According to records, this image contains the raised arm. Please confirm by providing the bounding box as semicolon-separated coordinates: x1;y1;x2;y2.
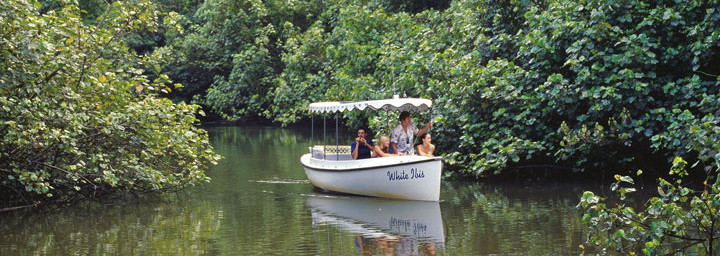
416;121;433;137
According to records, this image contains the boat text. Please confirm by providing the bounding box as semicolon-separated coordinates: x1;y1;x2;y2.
389;217;428;236
387;168;425;181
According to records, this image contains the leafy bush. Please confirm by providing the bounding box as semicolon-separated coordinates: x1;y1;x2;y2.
0;0;219;206
580;157;719;254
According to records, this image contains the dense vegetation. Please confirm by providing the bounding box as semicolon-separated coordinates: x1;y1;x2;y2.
0;0;220;208
2;0;719;253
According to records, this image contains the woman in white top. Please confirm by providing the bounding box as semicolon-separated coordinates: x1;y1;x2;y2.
415;133;435;157
390;111;432;155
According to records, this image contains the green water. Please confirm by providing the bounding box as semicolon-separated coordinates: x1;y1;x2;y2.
0;125;592;255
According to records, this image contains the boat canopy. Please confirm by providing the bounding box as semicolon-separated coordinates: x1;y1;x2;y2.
308;97;432;113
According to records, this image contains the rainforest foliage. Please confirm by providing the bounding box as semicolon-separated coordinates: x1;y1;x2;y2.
2;0;720;253
0;0;220;207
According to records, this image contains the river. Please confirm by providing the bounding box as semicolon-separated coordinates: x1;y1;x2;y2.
0;125;594;255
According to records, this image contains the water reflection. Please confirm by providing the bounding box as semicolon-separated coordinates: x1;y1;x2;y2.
0;198;222;255
439;181;589;255
308;195;444;255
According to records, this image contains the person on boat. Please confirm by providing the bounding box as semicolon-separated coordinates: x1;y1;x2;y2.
415;133;435;157
351;128;375;159
391;111;432;155
372;135;404;157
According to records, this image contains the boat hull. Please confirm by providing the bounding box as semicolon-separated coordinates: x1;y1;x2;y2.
300;154;442;201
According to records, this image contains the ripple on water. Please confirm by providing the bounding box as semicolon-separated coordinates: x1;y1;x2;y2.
249;179;311;184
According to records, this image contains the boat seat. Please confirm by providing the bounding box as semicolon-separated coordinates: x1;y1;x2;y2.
310;145;353;160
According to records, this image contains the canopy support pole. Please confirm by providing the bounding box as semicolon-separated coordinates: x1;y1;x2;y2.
311;114;314;158
323;115;326;160
386;108;391;153
335;112;339;160
386;109;390;133
429;108;433;133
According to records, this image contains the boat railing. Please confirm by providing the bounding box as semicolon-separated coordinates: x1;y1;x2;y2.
310;145;353;161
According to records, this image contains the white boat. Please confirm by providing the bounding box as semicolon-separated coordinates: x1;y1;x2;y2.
300;97;443;201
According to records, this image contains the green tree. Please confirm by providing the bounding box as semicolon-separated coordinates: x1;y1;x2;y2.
0;0;219;207
153;0;325;120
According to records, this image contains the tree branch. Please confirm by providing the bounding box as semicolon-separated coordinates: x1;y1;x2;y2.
31;160;98;192
0;204;36;212
664;240;704;256
622;212;706;242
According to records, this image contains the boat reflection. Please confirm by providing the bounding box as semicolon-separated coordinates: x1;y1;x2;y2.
307;195;444;255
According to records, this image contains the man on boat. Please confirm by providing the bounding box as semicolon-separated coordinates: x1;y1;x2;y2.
391;111;432;155
351;128;375;159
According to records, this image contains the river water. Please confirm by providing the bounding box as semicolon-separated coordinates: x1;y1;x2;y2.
0;125;594;255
